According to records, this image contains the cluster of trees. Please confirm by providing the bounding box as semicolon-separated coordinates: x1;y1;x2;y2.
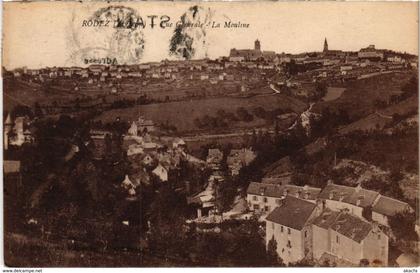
375;75;418;109
148;217;278;266
193;107;253;130
390;75;419;104
193;106;295;130
310;107;351;138
389;210;418;242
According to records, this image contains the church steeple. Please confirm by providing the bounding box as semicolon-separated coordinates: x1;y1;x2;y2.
323;38;328;52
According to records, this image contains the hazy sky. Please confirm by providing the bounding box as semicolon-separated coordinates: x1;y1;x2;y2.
3;1;418;69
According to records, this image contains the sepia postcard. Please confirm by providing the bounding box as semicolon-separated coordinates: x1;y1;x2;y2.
1;1;419;269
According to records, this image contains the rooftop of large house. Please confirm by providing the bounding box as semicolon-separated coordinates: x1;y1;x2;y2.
372;195;412;217
312;210;374;243
318;182;411;216
247;182;321;200
319;183;379;208
266;196;317;230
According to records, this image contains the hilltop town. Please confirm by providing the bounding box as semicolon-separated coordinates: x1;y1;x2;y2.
3;38;419;267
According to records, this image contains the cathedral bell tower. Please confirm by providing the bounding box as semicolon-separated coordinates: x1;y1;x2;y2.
254;39;261;51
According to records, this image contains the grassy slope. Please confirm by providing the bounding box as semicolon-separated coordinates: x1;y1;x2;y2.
264;72;418;178
312;71;414;119
339;95;418;134
95;94;308;133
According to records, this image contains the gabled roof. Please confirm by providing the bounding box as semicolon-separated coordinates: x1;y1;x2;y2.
312;210;341;230
346;187;379;208
330;213;373;243
372;195;411;217
319;183;410;214
247;182;284;198
266;196;317;230
247;182;321;200
284;184;322;200
313;210;373;243
318;183;356;203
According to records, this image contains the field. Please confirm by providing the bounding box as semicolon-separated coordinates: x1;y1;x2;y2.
95;94;308;133
339;95;418;134
312;71;414;120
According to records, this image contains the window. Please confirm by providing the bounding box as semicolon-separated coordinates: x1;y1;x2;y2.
336;235;339;244
304;230;308;238
253;204;260;210
281;226;284;233
265;206;269;212
271;223;275;230
287;228;291;235
263;197;268;203
377;234;381;240
287;240;292;248
252;196;257;201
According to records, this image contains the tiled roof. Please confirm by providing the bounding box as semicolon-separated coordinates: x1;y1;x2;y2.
284;184;322;200
318;183;355;202
247;182;321;200
330;213;373;243
372;195;411;217
266;196;316;230
319;183;411;215
345;187;379;208
312;210;341;230
247;182;284;198
313;210;373;243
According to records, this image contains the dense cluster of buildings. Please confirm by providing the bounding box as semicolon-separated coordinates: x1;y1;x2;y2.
246;179;413;265
188;147;257;219
6;38;417;101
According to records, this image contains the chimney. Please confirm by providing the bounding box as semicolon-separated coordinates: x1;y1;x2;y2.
327;180;333;186
356;195;364;206
279;196;285;206
339;193;345;202
316;199;324;211
260;187;266;196
372;221;379;232
329;190;335;200
185;181;191;194
283;189;289;196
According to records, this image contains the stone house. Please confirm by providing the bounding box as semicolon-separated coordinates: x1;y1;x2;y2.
247;182;321;214
318;182;412;227
265;196;321;264
312;209;388;266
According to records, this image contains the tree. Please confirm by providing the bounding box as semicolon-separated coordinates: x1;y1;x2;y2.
236;107;254;122
33;102;44;118
389;210;418;241
266;235;283;266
